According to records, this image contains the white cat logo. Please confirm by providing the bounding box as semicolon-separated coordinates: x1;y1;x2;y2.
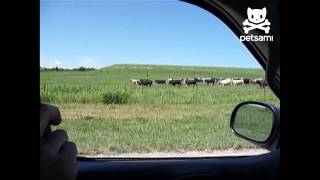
243;7;270;34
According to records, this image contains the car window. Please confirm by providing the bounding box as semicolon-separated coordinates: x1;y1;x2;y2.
40;0;280;158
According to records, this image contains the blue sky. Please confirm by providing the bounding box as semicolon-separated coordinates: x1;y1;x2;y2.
40;0;261;69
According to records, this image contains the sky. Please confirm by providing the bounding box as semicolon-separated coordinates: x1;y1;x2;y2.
40;0;261;69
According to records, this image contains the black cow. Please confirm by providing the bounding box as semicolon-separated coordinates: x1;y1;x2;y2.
194;78;203;82
155;80;166;84
243;78;250;84
169;80;182;86
185;79;197;86
138;79;152;86
205;78;216;85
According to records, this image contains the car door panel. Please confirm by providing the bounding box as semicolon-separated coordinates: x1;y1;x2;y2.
77;150;279;180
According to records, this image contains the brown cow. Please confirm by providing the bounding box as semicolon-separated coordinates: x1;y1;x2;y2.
256;79;268;88
169;79;182;86
138;79;152;86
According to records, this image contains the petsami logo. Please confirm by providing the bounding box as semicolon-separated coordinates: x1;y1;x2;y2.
240;7;273;42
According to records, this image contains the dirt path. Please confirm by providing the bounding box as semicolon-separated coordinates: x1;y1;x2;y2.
80;148;269;158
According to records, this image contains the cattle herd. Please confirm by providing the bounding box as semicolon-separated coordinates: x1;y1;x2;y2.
131;77;268;88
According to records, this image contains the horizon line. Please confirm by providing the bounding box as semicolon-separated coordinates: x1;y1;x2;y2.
40;63;262;70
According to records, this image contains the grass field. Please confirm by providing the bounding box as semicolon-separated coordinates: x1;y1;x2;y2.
40;64;280;155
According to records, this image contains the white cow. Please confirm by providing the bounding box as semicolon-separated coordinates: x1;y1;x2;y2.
219;78;232;86
232;79;244;86
131;79;140;85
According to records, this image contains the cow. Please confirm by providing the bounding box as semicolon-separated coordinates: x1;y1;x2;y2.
211;78;217;85
215;78;224;85
202;78;209;83
184;79;197;86
250;78;263;85
169;79;182;86
243;78;250;84
194;78;203;83
232;79;244;86
169;77;184;81
138;79;152;86
175;77;184;83
131;79;140;85
219;78;232;86
204;78;216;85
155;80;166;84
256;79;268;88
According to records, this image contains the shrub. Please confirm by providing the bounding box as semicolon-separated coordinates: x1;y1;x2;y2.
102;90;130;104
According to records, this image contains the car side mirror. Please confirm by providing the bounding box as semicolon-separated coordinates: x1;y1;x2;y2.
230;101;280;150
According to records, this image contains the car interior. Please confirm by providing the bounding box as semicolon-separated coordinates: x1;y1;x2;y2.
52;0;281;179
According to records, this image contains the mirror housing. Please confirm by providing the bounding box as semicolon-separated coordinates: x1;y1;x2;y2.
230;101;280;150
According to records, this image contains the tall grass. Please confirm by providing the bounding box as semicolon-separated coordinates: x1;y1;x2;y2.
41;83;278;106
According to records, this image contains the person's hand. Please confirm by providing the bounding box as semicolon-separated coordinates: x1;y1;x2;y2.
40;103;78;180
